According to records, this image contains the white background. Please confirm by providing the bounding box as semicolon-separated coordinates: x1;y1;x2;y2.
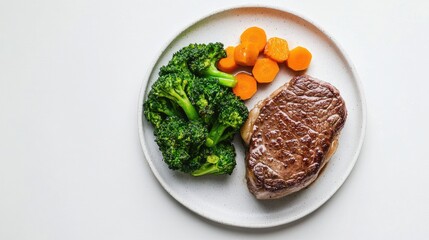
1;0;428;239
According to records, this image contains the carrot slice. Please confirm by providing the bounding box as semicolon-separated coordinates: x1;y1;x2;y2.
217;46;237;73
264;37;289;63
240;26;267;52
252;58;280;83
287;46;312;71
232;72;257;100
234;42;259;67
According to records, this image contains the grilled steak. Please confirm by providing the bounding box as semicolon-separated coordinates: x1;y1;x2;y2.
241;75;347;199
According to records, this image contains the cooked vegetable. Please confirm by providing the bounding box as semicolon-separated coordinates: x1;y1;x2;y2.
206;92;248;147
186;42;237;88
252;58;280;83
150;72;199;120
217;46;237;73
264;37;289;63
154;116;208;173
192;143;236;176
159;47;192;77
240;26;267;52
187;77;229;124
232;72;257;100
143;92;182;128
160;42;237;88
143;42;250;177
234;42;259;67
287;46;312;71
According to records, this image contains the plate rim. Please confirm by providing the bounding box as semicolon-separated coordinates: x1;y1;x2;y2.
137;4;367;228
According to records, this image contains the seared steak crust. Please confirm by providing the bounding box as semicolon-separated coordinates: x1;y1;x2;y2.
244;75;347;199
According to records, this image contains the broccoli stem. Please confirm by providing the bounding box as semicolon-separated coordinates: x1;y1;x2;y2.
165;89;199;120
205;64;237;88
191;155;220;176
206;121;228;147
218;131;235;142
158;108;176;117
176;97;199;120
191;164;218;176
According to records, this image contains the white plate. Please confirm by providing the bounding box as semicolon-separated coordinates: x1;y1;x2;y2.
138;5;366;228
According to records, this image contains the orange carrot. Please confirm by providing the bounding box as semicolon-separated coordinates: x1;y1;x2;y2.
234;42;259;67
240;26;267;52
287;46;312;71
232;72;257;100
264;37;289;63
252;58;280;83
217;46;237;73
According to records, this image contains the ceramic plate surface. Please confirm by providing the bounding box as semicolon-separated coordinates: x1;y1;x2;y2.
138;5;366;228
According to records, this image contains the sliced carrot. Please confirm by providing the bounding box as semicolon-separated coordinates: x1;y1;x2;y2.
264;37;289;63
232;72;257;100
252;58;280;83
234;42;259;67
287;46;312;71
240;26;267;52
217;46;237;73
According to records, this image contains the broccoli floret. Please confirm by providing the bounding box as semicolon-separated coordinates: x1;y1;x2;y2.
191;143;236;176
206;92;249;147
186;77;229;124
185;42;237;88
150;72;199;120
155;116;208;173
159;42;237;88
143;92;182;128
159;48;192;77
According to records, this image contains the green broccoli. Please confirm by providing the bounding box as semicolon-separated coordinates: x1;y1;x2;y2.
159;42;237;88
205;92;249;147
186;77;229;124
185;42;237;88
159;47;192;77
150;72;199;120
154;116;208;173
142;42;251;177
191;143;236;176
143;92;182;128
